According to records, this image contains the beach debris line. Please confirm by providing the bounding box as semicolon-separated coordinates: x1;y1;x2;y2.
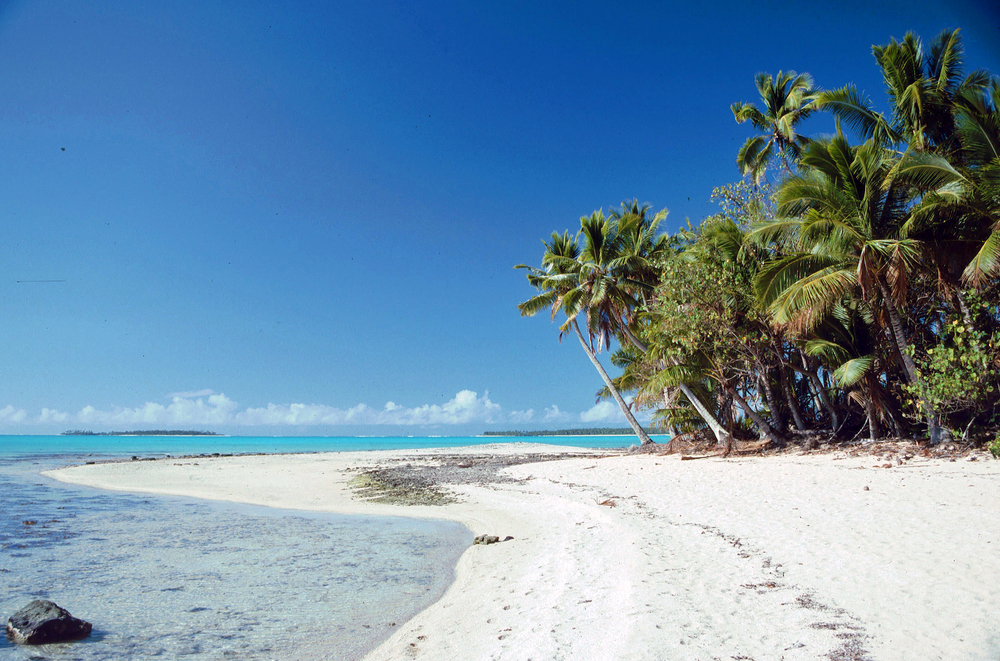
6;600;92;645
347;451;615;506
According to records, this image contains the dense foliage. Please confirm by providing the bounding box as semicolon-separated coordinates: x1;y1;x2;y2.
519;29;1000;447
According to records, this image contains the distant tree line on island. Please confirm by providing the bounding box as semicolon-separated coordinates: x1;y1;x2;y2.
484;428;646;436
61;430;221;436
518;29;1000;451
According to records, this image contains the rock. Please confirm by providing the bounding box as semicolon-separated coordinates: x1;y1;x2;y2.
6;600;92;645
473;534;500;545
968;455;978;462
863;486;869;491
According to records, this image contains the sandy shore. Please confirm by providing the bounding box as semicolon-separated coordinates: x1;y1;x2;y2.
48;443;1000;660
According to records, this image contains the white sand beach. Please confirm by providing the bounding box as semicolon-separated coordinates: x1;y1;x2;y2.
48;444;1000;660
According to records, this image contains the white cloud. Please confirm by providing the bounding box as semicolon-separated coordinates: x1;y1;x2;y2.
38;408;69;424
579;401;623;423
543;405;570;422
507;409;534;423
233;402;372;426
77;393;238;427
377;390;501;425
3;389;608;430
0;405;28;423
56;389;502;428
168;388;216;399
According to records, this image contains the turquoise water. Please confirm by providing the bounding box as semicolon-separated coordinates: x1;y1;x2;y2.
0;435;647;660
0;433;647;456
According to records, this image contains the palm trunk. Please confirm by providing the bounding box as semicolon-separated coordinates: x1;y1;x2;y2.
801;353;839;432
761;372;786;432
725;383;784;445
620;325;728;446
661;388;679;438
678;381;729;446
778;366;807;431
863;377;881;442
876;280;944;445
572;320;653;445
768;338;805;431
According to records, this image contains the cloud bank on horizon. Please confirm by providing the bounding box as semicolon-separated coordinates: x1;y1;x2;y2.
0;390;638;429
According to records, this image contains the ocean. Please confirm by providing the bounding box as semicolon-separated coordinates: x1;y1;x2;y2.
0;434;642;660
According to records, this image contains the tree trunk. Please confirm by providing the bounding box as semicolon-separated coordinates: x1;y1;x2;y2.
620;325;728;446
572;320;653;445
863;376;881;442
778;366;807;431
677;382;729;447
801;353;839;432
725;383;784;445
800;352;823;416
761;372;787;432
864;396;881;442
661;388;679;438
876;280;944;445
768;338;805;431
955;289;975;328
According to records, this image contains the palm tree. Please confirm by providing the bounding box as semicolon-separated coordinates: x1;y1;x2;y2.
955;79;1000;287
732;71;818;182
753;128;946;443
517;228;654;445
817;29;990;153
599;206;735;446
899;77;1000;289
609;199;672;302
805;303;900;441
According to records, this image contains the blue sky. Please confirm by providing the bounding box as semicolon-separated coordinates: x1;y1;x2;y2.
0;0;996;435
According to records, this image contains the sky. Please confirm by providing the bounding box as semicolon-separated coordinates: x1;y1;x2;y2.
0;0;997;435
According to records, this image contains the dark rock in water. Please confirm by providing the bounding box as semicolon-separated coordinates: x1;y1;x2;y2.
6;600;92;645
473;534;500;545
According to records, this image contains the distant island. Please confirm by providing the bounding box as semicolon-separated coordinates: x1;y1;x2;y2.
61;430;222;436
483;428;649;437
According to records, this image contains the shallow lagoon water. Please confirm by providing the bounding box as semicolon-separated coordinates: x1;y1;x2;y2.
0;435;645;660
0;453;468;661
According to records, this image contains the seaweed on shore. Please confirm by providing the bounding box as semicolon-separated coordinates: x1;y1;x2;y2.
348;470;458;506
347;451;615;506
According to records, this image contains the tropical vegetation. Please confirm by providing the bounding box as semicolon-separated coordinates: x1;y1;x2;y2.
518;28;1000;449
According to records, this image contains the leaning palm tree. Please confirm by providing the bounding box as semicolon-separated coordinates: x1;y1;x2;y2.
516;228;654;445
732;71;819;182
609;199;672;302
598;206;734;445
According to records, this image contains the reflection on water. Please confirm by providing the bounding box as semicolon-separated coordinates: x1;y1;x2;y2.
0;455;468;661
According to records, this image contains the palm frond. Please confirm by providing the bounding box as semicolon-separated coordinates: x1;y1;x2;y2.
962;229;1000;288
754;252;845;310
815;86;900;144
833;356;875;387
891;150;967;191
804;339;851;365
